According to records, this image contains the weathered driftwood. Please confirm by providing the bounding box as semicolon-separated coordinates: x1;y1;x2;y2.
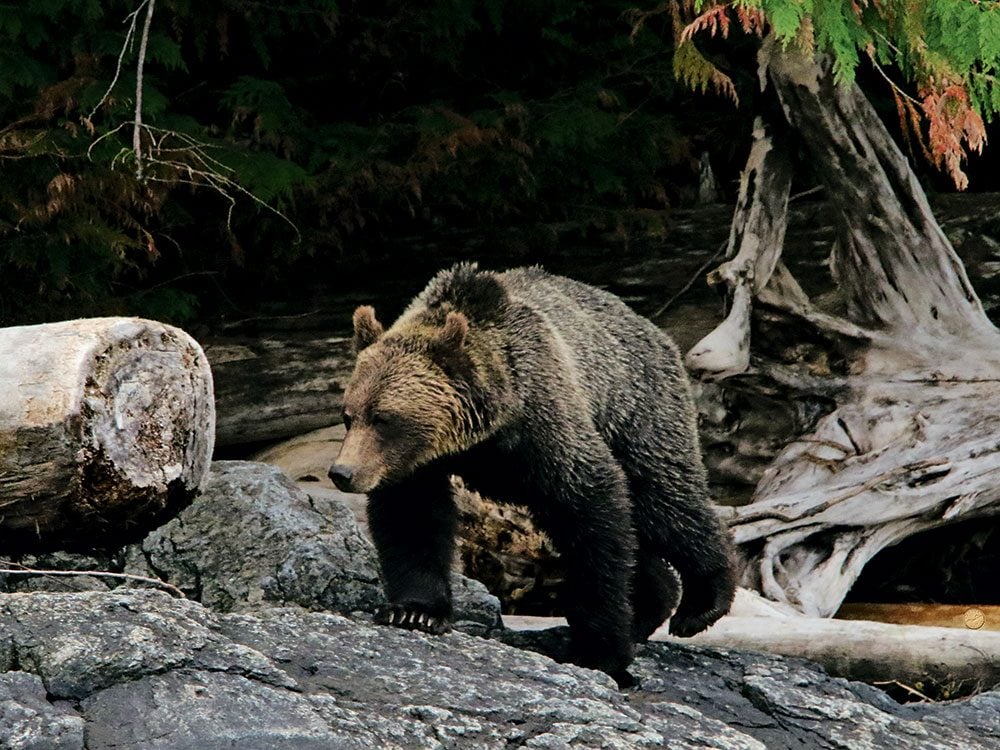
252;424;348;482
452;481;563;613
837;603;1000;632
685;116;794;380
671;616;1000;693
206;336;354;448
688;40;1000;617
504;599;1000;692
0;318;214;554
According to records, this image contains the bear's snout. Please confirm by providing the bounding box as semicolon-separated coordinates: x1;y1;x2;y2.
328;463;355;492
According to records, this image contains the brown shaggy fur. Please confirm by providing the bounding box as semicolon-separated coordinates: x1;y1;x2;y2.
330;263;736;685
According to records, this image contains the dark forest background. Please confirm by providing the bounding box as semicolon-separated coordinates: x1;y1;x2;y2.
1;0;997;328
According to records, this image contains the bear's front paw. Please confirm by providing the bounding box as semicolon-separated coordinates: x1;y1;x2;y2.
375;605;452;635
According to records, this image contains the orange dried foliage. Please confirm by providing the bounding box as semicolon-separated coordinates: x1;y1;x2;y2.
680;2;766;42
892;88;934;165
673;2;743;105
890;75;987;191
736;6;766;35
680;5;732;44
919;83;987;191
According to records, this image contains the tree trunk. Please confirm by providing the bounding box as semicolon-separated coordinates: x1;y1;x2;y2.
206;336;354;448
688;40;1000;616
0;318;214;554
685;116;795;380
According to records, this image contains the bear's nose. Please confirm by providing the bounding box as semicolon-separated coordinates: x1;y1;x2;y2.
328;464;354;492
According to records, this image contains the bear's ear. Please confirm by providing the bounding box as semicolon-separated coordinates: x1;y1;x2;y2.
353;305;384;351
436;311;468;351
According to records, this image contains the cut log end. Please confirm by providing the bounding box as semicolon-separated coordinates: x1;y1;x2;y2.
81;324;214;489
0;318;215;554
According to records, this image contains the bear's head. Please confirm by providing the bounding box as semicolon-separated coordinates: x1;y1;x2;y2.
328;305;472;493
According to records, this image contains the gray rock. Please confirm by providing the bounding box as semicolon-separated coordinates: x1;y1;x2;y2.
0;672;84;750
0;590;680;749
123;461;501;630
0;591;293;700
126;461;385;614
216;607;686;749
720;654;1000;750
501;625;1000;750
82;672;350;750
1;462;502;633
451;572;503;634
2;589;997;749
1;461;998;748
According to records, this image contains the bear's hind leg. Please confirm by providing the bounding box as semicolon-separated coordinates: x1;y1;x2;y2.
631;550;681;642
613;390;736;638
626;465;736;637
366;470;457;635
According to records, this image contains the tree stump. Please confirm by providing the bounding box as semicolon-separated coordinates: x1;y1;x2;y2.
0;318;215;554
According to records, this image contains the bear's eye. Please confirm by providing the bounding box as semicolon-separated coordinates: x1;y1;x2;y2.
342;410;353;431
370;412;388;427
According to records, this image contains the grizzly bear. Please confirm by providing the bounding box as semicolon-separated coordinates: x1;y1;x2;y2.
329;263;736;685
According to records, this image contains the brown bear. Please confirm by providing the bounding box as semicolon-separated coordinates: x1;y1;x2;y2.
329;263;736;685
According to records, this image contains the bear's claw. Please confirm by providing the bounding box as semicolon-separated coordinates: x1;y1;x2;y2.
376;605;452;635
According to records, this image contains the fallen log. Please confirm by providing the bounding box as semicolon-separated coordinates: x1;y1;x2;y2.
504;599;1000;694
836;602;1000;632
672;617;1000;697
0;318;214;554
206;336;354;448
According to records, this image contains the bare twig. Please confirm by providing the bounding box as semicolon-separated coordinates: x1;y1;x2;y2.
0;561;185;598
222;309;323;329
650;239;727;320
134;0;156;180
86;121;132;159
84;0;148;125
89;121;301;239
789;185;824;202
83;0;301;238
872;679;935;703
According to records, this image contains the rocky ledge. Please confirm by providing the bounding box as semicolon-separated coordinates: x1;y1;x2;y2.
1;462;998;749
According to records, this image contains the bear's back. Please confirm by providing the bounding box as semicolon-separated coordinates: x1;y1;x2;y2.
403;263;690;426
498;267;686;413
500;266;670;355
